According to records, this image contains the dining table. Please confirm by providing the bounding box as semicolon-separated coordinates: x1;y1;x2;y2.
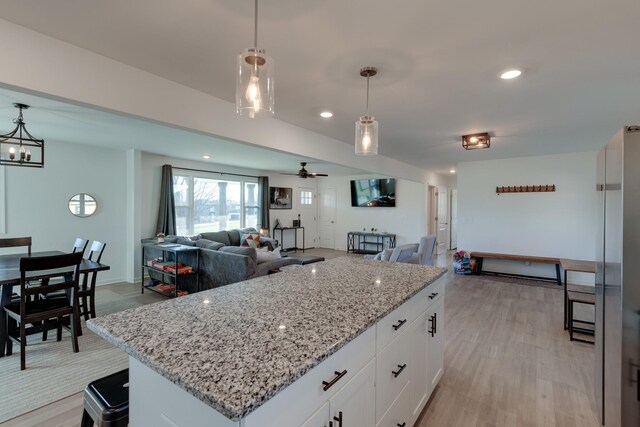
0;250;110;357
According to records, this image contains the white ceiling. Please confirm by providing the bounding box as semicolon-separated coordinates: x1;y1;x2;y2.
0;0;639;171
0;87;365;176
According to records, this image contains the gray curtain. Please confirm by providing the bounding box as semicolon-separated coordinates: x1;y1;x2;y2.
258;176;270;230
156;164;176;235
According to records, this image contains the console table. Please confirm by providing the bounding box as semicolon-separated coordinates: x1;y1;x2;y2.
273;226;305;252
347;231;396;254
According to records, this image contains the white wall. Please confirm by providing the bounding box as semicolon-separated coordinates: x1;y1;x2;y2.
320;175;428;251
457;151;598;284
3;141;128;284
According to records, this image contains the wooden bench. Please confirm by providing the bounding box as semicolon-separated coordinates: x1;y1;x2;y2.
470;252;562;286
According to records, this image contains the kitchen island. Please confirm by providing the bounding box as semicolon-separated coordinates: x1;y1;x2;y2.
88;257;447;427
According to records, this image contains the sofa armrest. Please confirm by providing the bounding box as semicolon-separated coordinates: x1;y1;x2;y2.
198;248;255;290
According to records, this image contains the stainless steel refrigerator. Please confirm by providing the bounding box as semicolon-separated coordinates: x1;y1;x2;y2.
596;126;640;426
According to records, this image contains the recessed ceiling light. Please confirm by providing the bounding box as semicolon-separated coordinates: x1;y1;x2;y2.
320;111;333;118
203;155;211;159
500;69;523;80
449;169;456;174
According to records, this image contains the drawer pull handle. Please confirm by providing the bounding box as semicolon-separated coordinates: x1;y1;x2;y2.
429;313;437;337
392;363;407;378
398;423;407;427
333;411;343;427
428;292;439;300
392;319;407;330
322;370;347;391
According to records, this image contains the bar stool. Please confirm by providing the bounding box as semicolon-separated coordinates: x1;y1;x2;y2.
567;291;595;344
81;369;129;427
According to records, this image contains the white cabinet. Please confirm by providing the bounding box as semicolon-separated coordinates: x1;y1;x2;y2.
301;402;329;427
302;360;376;427
409;310;429;422
426;297;444;395
330;359;376;427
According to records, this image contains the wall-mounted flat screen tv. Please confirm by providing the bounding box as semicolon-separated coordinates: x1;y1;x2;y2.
350;178;396;207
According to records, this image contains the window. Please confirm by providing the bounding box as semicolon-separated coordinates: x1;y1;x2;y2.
300;190;313;205
173;174;259;236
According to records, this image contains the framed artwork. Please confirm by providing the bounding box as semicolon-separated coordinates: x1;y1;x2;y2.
269;187;292;209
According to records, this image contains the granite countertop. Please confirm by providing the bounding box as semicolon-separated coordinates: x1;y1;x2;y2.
87;257;446;420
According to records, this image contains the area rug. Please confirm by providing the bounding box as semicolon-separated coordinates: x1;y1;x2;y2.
0;284;160;423
0;326;128;423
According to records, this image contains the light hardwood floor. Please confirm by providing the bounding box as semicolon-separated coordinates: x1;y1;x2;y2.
3;250;598;427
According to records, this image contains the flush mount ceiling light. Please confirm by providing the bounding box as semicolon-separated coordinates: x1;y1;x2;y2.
355;66;379;156
203;155;211;159
0;103;44;168
320;111;333;119
500;69;523;80
449;169;456;174
236;0;274;118
462;132;491;150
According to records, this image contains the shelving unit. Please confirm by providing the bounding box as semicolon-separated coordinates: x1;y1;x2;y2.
347;232;396;254
141;243;199;298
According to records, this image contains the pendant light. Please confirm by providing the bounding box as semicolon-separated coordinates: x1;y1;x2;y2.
0;103;44;168
236;0;274;118
355;67;378;156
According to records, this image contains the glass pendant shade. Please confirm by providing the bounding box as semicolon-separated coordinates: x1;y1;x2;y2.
355;115;378;156
236;48;274;118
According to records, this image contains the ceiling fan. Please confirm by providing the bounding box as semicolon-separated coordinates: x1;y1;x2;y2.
281;162;329;179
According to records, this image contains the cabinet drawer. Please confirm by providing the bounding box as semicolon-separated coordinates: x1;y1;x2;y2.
376;381;412;427
375;326;412;422
243;327;375;427
410;276;445;320
376;297;414;353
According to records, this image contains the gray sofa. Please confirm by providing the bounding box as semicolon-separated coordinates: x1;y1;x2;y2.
142;227;299;291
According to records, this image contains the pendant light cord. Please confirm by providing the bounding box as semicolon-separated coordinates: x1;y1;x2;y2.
254;0;259;48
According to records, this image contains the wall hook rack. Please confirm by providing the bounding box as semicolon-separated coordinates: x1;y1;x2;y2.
496;185;556;194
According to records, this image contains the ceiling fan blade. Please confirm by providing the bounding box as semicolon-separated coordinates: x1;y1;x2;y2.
310;173;329;177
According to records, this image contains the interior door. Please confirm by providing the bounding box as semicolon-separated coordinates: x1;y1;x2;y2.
449;189;458;250
319;188;336;249
436;188;448;255
297;187;317;249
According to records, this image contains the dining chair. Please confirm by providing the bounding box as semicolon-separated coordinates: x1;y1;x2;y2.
72;238;90;257
4;251;83;370
0;237;32;255
78;241;106;320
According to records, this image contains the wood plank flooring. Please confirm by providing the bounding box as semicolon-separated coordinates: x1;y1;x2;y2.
416;273;598;427
2;250;598;427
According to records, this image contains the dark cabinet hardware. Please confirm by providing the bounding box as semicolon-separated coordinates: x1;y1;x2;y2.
397;423;407;427
429;313;437;337
428;292;439;299
392;363;407;378
333;411;343;427
322;370;347;391
392;319;407;330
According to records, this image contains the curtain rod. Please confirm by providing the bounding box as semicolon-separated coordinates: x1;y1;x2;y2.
170;165;262;179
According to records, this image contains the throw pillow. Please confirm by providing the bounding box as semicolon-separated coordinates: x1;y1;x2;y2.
240;233;260;248
256;247;283;264
380;248;393;261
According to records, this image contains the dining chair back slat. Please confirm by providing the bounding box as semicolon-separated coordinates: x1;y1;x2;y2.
79;241;107;320
72;238;89;256
0;237;32;256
